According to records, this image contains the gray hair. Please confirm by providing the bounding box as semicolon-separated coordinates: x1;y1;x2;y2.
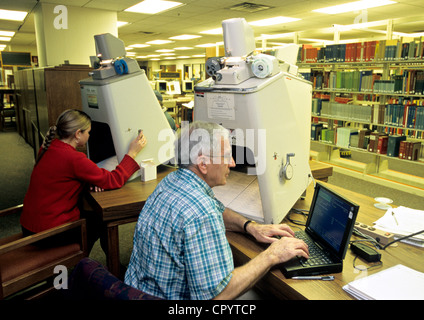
174;121;230;169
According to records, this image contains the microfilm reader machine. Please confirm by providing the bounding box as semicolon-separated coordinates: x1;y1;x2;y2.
80;33;175;179
194;18;313;224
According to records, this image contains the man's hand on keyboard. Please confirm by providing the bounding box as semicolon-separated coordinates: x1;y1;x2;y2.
266;237;310;265
246;222;296;244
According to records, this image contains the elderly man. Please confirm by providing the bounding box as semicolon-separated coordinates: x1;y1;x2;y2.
124;121;308;300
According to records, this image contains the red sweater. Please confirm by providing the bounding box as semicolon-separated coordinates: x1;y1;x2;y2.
20;139;140;233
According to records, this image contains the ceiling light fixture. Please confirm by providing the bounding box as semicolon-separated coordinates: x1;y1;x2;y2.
199;28;223;35
146;40;173;45
117;21;128;27
195;43;217;48
313;0;396;14
174;47;194;50
259;32;295;40
169;34;201;40
129;44;150;48
125;0;184;14
0;37;11;42
333;20;389;31
156;49;175;52
0;31;15;37
0;9;28;21
249;16;300;26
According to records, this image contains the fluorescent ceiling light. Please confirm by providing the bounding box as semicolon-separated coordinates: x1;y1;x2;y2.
259;32;295;40
150;58;160;61
0;37;11;42
333;20;389;31
164;57;176;60
313;0;396;14
156;49;175;52
200;28;222;35
129;44;150;48
125;0;184;14
192;54;205;57
117;21;128;27
174;47;193;50
147;54;161;57
160;53;175;56
195;43;217;48
177;56;190;59
169;34;201;40
0;31;15;37
393;31;424;37
0;9;28;21
146;40;173;45
249;16;300;26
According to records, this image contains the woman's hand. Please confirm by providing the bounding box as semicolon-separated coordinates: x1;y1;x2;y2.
90;185;104;192
127;130;147;159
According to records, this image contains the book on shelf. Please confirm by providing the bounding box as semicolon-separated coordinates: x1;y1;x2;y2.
320;128;335;144
372;104;386;125
358;129;372;149
399;140;422;160
408;141;422;160
377;135;389;154
368;132;387;153
336;127;358;148
311;123;323;140
387;135;407;157
320;100;372;122
298;36;424;64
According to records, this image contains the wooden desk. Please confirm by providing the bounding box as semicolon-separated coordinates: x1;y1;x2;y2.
85;161;332;277
227;182;424;300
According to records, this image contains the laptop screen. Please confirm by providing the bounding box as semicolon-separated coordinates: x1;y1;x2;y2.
306;183;359;258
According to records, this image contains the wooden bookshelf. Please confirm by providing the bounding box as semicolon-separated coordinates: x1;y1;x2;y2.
300;39;424;195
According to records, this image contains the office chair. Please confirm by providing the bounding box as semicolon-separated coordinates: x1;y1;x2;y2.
0;205;88;299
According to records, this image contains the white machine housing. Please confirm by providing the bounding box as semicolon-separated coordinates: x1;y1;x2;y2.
194;18;312;224
80;34;175;179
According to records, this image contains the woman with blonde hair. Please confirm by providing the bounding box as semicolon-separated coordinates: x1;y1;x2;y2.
20;109;147;252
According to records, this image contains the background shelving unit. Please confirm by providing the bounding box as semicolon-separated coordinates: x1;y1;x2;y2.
298;38;424;198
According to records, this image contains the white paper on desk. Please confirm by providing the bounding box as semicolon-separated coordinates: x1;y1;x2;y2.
343;265;424;300
374;206;424;245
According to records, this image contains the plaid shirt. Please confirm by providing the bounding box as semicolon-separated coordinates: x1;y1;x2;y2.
124;168;234;300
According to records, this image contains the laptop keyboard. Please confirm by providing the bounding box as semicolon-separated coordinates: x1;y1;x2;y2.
295;231;333;266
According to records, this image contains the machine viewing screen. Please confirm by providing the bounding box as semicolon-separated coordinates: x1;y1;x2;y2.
87;121;116;164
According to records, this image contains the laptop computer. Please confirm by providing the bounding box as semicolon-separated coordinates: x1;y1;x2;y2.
280;182;359;278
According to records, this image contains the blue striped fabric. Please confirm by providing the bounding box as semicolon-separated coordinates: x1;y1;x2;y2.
124;168;233;300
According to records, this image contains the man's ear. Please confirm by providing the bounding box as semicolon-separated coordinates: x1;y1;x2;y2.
197;155;208;174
